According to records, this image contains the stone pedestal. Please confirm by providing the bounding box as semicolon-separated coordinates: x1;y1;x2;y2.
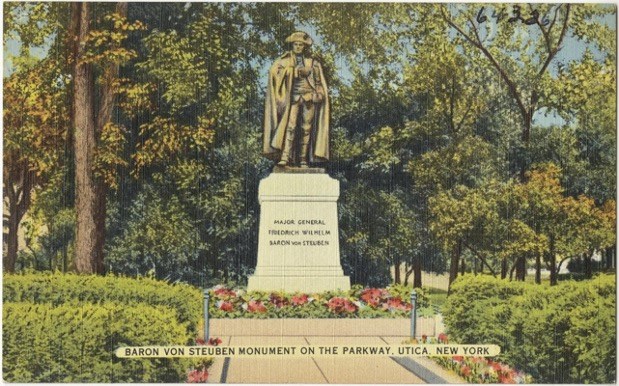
247;170;350;292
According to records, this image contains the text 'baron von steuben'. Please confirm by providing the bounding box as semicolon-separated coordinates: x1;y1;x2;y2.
116;345;500;358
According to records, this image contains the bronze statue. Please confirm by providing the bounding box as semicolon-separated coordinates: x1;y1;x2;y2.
263;31;330;167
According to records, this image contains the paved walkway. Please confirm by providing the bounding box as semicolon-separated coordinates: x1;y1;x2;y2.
206;319;464;384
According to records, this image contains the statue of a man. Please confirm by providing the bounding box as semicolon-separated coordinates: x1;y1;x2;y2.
263;31;330;167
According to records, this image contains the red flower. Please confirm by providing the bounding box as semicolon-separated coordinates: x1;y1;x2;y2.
187;369;209;383
218;301;234;312
208;337;222;346
327;297;358;314
437;333;449;344
247;300;267;313
421;335;427;343
291;294;309;306
498;373;515;384
360;288;388;307
269;293;288;308
213;287;236;299
383;297;412;311
195;338;206;345
452;356;464;363
460;365;471;377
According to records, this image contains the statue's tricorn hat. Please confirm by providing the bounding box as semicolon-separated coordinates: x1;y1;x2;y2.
285;31;313;46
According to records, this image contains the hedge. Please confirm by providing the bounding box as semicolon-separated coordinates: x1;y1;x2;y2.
3;272;202;332
3;302;194;382
443;274;616;383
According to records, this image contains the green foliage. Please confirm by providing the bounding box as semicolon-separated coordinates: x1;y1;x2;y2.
3;272;202;332
444;274;616;383
3;301;192;382
429;164;616;278
105;186;206;283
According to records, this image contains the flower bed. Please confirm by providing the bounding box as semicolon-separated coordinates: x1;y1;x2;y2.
208;284;430;318
405;334;532;384
186;337;221;383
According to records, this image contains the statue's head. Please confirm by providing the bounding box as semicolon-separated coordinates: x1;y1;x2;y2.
285;31;312;54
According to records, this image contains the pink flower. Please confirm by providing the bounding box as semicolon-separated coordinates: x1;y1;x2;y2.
187;369;209;383
208;337;222;346
327;297;358;314
460;365;471;377
488;360;502;371
383;297;412;311
213;286;236;299
437;333;449;344
291;294;309;306
269;293;288;308
360;288;388;307
247;300;267;313
218;301;234;312
498;373;515;384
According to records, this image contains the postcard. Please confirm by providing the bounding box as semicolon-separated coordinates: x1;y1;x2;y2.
3;2;616;384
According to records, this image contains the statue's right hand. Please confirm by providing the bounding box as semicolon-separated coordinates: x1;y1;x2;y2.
297;66;311;77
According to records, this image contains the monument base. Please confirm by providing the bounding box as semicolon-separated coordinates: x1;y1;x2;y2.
247;275;350;293
247;171;350;293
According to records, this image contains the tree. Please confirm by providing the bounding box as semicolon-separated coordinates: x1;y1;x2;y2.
3;60;68;272
3;2;70;272
71;2;143;273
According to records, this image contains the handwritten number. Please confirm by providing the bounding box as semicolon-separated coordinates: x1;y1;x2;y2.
508;5;522;23
492;8;507;22
523;9;539;25
476;7;488;24
477;6;549;27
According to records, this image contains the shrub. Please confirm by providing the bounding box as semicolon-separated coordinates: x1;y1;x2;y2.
3;272;202;332
3;302;193;382
443;274;616;383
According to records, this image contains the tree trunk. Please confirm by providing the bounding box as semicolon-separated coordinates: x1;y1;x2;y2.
606;246;615;270
584;252;592;279
549;235;557;286
473;256;478;275
412;257;422;289
501;257;508;279
535;253;541;284
515;256;526;281
5;200;19;273
448;240;461;294
74;2;103;274
460;255;465;275
73;2;126;274
4;169;34;273
394;260;401;285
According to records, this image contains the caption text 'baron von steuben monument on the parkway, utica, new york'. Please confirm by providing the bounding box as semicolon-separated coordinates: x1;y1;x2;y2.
247;31;350;292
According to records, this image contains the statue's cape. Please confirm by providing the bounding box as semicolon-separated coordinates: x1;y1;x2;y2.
263;52;330;161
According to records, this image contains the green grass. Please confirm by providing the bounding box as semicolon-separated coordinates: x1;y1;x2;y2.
426;287;448;312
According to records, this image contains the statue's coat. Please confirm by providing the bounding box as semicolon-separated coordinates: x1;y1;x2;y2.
263;52;330;161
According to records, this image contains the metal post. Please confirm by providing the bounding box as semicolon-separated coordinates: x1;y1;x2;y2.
203;290;210;342
410;290;417;338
